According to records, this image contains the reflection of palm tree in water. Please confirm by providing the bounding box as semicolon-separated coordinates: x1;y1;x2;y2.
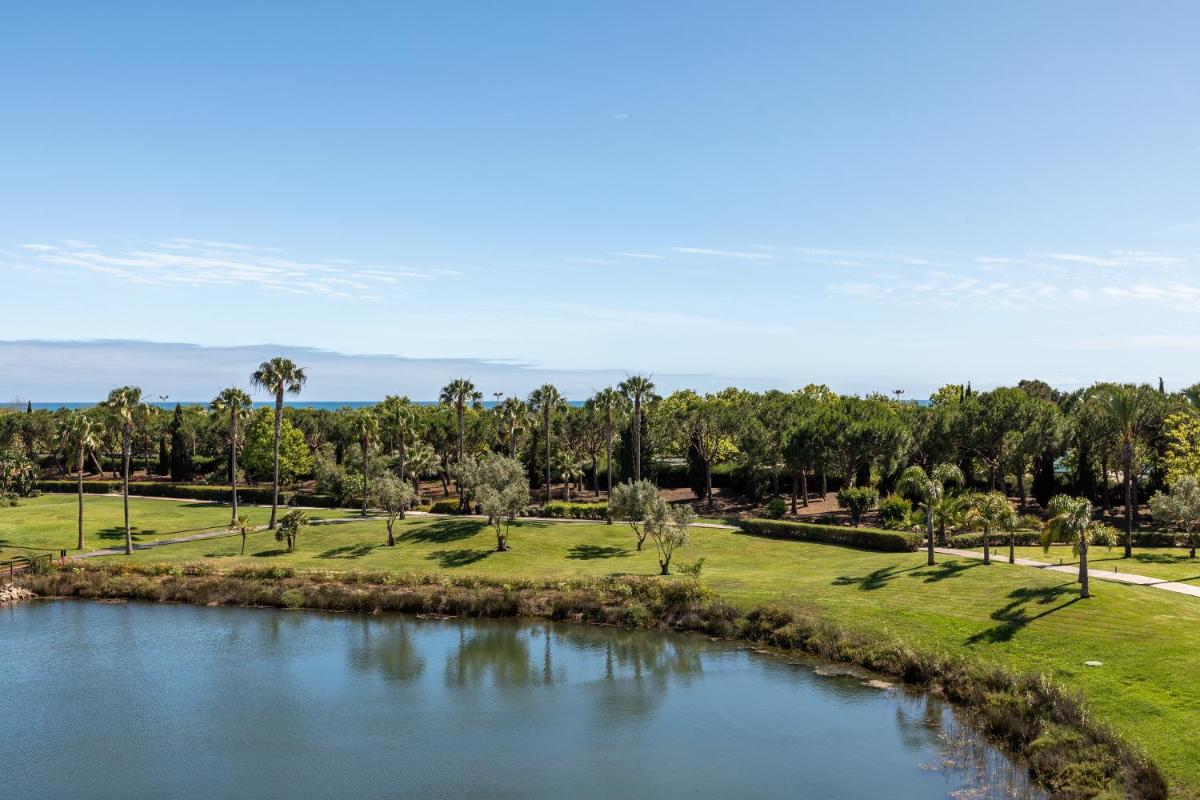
347;618;425;684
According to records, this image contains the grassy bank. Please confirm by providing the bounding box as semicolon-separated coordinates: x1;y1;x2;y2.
20;562;1165;799
976;545;1200;584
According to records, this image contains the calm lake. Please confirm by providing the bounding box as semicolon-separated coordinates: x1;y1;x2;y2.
2;601;1042;799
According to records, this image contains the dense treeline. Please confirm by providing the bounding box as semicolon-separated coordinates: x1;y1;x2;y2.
5;376;1200;511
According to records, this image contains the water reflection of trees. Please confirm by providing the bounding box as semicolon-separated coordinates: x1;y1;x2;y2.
347;618;425;684
893;694;1044;800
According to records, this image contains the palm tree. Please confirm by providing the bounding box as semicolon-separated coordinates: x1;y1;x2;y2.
101;386;143;555
1042;495;1104;598
440;379;482;510
349;409;380;517
497;397;528;458
58;411;100;550
897;463;963;566
250;357;307;529
378;395;415;481
591;388;625;510
528;384;564;502
1099;385;1145;558
963;491;1016;566
210;387;253;524
619;375;655;480
233;514;254;556
405;441;437;497
555;452;584;502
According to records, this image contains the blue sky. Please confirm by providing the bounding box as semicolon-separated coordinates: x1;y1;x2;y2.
2;1;1199;400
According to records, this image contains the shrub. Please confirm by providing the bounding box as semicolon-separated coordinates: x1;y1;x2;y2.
948;531;1042;549
763;498;787;519
878;493;912;530
836;486;878;527
429;499;462;514
740;518;921;552
536;501;609;520
676;557;706;577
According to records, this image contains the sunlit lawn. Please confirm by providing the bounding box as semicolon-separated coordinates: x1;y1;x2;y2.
85;510;1200;793
0;494;346;561
972;544;1200;585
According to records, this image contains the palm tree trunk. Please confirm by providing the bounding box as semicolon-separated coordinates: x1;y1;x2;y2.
544;408;551;503
1123;443;1133;558
705;459;714;508
1079;538;1090;598
77;443;85;550
801;470;809;507
791;473;798;514
398;437;406;482
605;412;613;524
592;454;599;497
361;440;369;517
982;530;990;565
457;402;465;510
122;425;132;556
1009;532;1015;564
230;409;239;525
926;504;935;566
270;391;283;529
633;398;642;480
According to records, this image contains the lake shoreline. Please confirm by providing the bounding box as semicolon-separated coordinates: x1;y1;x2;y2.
18;562;1166;799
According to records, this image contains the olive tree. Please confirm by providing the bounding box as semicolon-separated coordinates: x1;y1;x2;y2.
374;472;416;547
646;501;693;575
460;453;529;551
1150;475;1200;558
609;479;660;551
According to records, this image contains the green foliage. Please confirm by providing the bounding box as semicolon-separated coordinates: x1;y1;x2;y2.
763;497;787;519
459;453;529;550
877;493;911;530
739;518;921;552
429;499;463;514
242;408;314;483
609;479;661;549
34;480;283;504
836;486;878;526
0;448;39;497
675;557;706;577
538;501;608;520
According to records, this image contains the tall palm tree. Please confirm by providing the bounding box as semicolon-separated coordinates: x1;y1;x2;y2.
250;357;307;529
1042;495;1103;599
619;375;655;480
210;387;253;524
897;463;963;566
591;388;625;510
440;379;482;510
58;410;100;550
102;386;143;555
378;395;415;481
349;409;380;517
497;397;528;458
528;384;564;501
1100;385;1143;557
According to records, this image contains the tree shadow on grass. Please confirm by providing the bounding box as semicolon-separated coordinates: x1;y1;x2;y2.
98;526;155;541
317;542;381;559
965;584;1082;645
832;565;921;591
913;560;982;583
567;544;630;560
428;548;492;568
251;548;289;558
400;519;486;544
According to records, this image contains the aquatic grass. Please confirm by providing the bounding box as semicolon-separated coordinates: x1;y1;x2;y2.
21;562;1166;799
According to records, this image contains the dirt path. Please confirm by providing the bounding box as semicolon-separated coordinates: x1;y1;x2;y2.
935;547;1200;599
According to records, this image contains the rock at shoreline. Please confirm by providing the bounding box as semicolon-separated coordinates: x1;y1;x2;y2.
0;584;35;604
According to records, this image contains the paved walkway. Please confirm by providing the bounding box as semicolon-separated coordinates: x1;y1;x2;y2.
935;547;1200;598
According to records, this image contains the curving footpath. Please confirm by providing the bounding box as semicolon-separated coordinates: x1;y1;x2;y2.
935;547;1200;598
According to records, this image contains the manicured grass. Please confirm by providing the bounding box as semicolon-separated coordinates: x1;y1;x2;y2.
87;511;1200;794
0;494;347;560
976;544;1200;585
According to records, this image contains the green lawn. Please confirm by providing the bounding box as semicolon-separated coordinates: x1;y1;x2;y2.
975;544;1200;585
79;508;1200;794
0;494;346;560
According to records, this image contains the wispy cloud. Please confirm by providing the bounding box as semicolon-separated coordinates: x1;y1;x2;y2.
4;238;454;301
610;251;666;260
667;246;778;261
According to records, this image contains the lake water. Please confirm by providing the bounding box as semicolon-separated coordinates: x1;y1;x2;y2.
2;602;1041;799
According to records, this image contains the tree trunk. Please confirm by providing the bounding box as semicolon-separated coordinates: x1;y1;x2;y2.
361;441;369;517
801;470;809;507
1017;469;1026;512
398;437;406;482
545;408;552;503
592;455;599;497
1009;532;1015;565
1101;453;1111;513
240;531;247;556
605;411;613;524
457;403;466;511
821;470;827;500
230;408;239;525
1079;538;1090;598
790;472;799;514
77;443;85;550
659;559;669;576
633;398;642;480
122;425;132;555
270;391;282;530
387;520;395;547
982;530;990;565
705;459;714;509
1123;443;1133;558
926;505;935;566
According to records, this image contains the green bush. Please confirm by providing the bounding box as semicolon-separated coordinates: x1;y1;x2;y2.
836;486;878;527
429;499;463;514
763;498;787;519
536;501;608;520
948;531;1042;549
740;518;921;552
878;493;911;530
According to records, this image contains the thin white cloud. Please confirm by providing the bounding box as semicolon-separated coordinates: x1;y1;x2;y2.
610;251;666;260
667;246;778;261
4;238;453;301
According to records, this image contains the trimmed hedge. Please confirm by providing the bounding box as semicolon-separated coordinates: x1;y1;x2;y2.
534;501;608;520
948;531;1043;549
739;518;921;553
